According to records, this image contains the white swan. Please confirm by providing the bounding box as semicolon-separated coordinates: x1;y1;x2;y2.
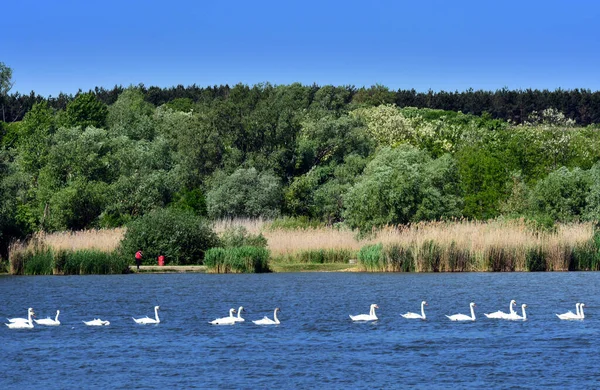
506;304;527;321
350;304;379;321
210;308;237;325
5;308;35;329
253;308;281;325
401;301;428;320
7;307;35;323
133;306;160;324
578;303;585;319
484;300;516;319
557;303;582;320
34;310;61;326
233;306;245;323
83;318;110;326
446;302;476;321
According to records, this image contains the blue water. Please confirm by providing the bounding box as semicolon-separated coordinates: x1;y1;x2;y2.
1;272;600;389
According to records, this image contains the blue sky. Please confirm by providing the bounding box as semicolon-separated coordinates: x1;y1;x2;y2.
4;0;600;97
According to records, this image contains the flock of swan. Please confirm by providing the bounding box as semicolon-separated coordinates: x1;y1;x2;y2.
5;301;586;329
4;305;281;329
349;301;586;322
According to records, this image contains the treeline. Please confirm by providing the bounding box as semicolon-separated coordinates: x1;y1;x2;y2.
1;82;600;260
3;84;600;125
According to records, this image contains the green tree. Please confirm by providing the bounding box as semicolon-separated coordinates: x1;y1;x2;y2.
0;62;14;122
107;88;156;140
206;168;282;219
63;92;108;129
119;208;219;265
343;146;462;230
528;166;591;222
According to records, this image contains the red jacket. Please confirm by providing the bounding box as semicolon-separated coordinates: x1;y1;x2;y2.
135;251;143;260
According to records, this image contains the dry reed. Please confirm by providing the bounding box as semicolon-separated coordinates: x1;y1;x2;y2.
10;219;596;272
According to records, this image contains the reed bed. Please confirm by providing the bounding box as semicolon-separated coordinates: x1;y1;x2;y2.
270;249;356;264
358;220;597;272
8;219;598;273
204;246;270;273
36;228;125;252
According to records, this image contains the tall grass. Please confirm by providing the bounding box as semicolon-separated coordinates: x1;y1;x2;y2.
270;249;355;264
204;246;270;273
355;220;598;272
9;238;128;275
7;219;599;273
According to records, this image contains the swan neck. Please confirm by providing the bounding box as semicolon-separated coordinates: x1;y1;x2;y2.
274;309;279;324
421;302;426;318
510;302;516;315
522;306;527;320
576;303;580;317
155;307;160;322
55;311;60;321
470;305;476;320
579;305;585;319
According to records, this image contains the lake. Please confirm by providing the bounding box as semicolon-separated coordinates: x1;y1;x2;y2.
1;272;599;389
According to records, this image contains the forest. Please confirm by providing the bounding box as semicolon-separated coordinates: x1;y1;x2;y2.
1;61;600;267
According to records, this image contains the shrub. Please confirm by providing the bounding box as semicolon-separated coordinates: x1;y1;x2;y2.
204;246;270;273
119;208;219;265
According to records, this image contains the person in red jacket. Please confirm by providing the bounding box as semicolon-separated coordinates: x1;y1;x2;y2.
135;250;143;271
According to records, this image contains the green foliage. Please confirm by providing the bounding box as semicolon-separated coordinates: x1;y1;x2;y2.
271;249;354;264
206;168;282;219
59;250;128;275
22;249;54;275
295;115;373;174
584;162;600;221
107;88;156;140
528;166;591;222
43;179;109;231
218;225;267;248
344;146;462;230
525;247;546;272
170;188;207;216
204;246;270;273
63;92;108;129
457;146;511;219
11;248;128;275
571;239;600;271
119;208;219;265
268;216;324;230
164;98;194;112
357;243;414;272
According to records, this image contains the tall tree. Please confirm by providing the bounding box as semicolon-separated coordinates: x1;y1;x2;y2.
0;62;14;122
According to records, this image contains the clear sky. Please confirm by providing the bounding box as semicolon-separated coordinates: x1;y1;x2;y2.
4;0;600;97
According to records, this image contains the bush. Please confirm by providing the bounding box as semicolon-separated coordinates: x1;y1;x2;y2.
119;208;219;265
204;246;270;273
